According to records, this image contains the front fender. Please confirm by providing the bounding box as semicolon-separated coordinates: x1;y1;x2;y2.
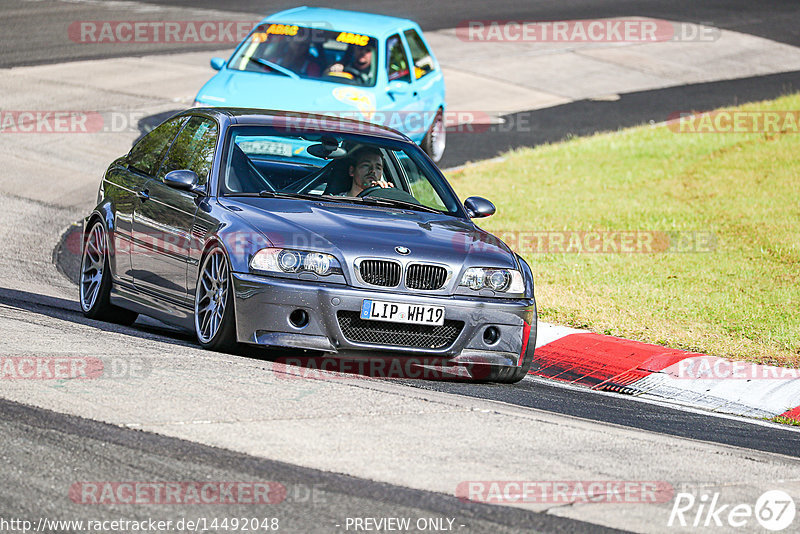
516;253;536;300
84;201;123;279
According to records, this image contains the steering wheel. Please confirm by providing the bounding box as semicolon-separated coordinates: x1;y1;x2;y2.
357;185;383;198
344;66;367;83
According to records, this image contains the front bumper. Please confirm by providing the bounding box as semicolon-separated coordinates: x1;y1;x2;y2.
232;272;536;367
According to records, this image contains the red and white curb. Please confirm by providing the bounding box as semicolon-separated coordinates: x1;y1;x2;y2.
532;323;800;422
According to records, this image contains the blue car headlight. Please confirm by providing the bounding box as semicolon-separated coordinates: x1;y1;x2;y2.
460;267;524;294
250;248;342;277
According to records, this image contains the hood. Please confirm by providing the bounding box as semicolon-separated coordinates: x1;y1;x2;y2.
222;197;517;272
196;70;376;118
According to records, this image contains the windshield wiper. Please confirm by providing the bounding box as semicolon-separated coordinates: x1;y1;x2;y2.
247;57;300;79
257;191;351;203
355;196;443;214
227;191;440;212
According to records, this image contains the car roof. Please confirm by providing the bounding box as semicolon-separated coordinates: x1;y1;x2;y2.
192;108;411;142
262;6;417;39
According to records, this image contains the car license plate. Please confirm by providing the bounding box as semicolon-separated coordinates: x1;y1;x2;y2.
360;299;445;326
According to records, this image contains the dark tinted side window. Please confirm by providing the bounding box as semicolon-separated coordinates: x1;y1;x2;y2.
403;29;434;79
127;117;186;176
156;117;218;185
386;34;410;82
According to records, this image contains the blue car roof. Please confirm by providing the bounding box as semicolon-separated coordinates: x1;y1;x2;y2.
262;6;416;39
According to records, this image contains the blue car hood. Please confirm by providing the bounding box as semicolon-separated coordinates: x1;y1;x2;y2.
196;70;374;117
223;198;517;271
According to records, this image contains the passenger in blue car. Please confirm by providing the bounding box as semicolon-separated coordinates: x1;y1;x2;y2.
274;35;324;77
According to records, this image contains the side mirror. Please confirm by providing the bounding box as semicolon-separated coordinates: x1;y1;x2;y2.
386;80;410;95
464;196;495;219
210;57;227;71
164;169;203;194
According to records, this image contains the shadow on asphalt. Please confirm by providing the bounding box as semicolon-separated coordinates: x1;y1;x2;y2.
0;285;313;364
439;70;800;169
0;286;197;348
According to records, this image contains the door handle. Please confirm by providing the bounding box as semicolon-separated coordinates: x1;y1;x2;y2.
137;189;150;201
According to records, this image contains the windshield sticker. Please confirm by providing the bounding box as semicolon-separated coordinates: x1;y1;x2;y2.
238;140;293;157
251;24;299;42
266;24;299;36
336;32;370;46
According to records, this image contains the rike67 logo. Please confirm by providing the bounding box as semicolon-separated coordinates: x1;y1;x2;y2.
668;490;796;531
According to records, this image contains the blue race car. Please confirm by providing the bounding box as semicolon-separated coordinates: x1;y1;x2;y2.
194;7;447;162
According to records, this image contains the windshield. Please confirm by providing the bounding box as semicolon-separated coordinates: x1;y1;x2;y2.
221;127;462;215
228;24;378;87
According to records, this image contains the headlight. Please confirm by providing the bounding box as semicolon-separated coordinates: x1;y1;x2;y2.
250;248;342;276
460;267;525;293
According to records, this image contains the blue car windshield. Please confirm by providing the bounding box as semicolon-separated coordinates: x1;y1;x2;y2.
221;126;462;215
228;24;379;87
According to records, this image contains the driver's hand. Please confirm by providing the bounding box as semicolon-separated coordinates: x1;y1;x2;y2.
371;180;394;189
328;63;344;73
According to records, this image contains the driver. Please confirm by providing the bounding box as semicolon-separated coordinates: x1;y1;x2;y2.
344;147;393;197
324;45;373;85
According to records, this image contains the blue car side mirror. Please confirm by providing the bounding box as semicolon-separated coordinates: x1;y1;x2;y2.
210;57;227;71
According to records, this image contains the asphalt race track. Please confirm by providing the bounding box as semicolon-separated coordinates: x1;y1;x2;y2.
2;1;800;533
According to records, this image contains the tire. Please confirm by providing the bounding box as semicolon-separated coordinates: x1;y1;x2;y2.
79;220;138;326
194;245;238;352
492;342;535;384
421;108;446;163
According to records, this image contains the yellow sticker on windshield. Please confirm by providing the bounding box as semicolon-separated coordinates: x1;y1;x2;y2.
252;24;299;42
336;32;370;47
266;24;299;36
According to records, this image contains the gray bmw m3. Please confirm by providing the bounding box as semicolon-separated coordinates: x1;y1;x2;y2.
80;108;536;383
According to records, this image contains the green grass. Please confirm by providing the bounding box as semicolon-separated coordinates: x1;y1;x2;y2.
446;93;800;367
770;416;800;427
